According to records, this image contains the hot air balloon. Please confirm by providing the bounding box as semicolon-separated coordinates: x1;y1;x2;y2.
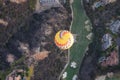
54;30;74;50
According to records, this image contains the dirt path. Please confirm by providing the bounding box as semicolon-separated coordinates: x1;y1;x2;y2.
35;0;41;13
58;0;74;80
58;0;93;79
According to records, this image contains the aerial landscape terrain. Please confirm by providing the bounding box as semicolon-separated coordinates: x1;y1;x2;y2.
0;0;120;80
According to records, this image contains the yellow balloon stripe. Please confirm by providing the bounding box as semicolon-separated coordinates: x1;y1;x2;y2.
54;30;74;50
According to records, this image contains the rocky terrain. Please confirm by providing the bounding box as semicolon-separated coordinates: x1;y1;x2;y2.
0;0;33;45
32;7;72;80
0;0;72;80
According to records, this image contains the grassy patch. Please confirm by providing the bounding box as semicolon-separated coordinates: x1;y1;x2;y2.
11;56;25;67
29;0;36;10
0;56;26;80
0;68;13;80
63;0;92;80
106;77;120;80
26;66;34;80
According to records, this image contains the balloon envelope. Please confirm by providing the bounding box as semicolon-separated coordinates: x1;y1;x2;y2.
54;30;74;50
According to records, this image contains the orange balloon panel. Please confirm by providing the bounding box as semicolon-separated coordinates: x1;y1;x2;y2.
54;30;74;50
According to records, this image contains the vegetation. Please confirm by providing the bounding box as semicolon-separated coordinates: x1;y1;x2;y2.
0;67;13;80
31;7;71;80
0;0;32;45
62;0;92;79
63;0;71;13
29;0;36;11
0;0;71;80
11;56;26;67
106;73;120;80
0;55;27;80
26;66;34;80
106;78;120;80
72;0;120;79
